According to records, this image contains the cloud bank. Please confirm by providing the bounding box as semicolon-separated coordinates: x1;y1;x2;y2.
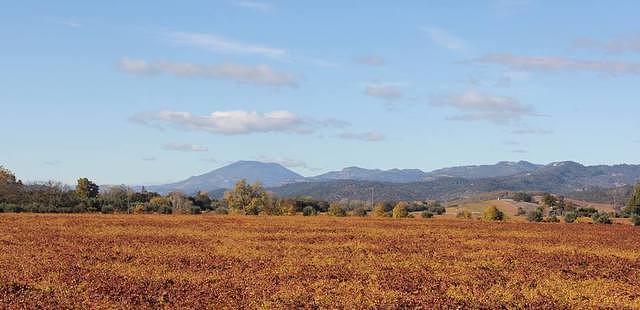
131;110;346;135
431;90;538;124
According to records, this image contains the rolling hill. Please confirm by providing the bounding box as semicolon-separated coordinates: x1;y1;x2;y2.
148;160;640;201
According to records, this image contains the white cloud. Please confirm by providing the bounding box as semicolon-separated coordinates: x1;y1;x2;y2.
169;31;285;58
231;0;273;12
339;131;386;142
423;27;467;51
364;83;403;100
431;90;538;124
118;58;297;87
142;157;157;161
470;53;640;76
131;110;346;135
163;143;208;152
356;56;385;66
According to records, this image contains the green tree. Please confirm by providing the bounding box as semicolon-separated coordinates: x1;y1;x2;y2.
527;208;544;222
76;178;99;200
192;191;212;210
392;201;409;218
302;206;317;216
622;183;640;217
564;212;577;223
591;212;612;224
482;205;505;221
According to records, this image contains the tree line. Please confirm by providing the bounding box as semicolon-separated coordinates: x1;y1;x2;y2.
0;166;445;217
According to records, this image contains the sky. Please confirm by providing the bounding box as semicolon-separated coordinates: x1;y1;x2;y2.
1;0;640;185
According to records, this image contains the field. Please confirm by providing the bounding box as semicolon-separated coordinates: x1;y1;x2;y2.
1;214;640;309
445;199;540;219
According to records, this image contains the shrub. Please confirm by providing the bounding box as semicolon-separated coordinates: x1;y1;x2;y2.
100;205;114;214
158;205;173;214
327;203;347;217
421;211;434;219
516;207;526;216
426;203;446;215
189;206;202;215
352;208;367;217
213;207;228;215
544;215;560;223
564;212;577;223
575;207;598;218
482;206;505;221
527;209;543;222
591;212;612;224
392;202;409;218
302;206;317;216
631;215;640;226
456;209;472;219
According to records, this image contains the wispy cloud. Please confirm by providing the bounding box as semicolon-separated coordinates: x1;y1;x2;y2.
572;33;640;54
142;157;157;161
512;149;528;154
423;27;467;51
58;20;81;28
44;160;62;166
163;143;208;152
355;55;385;66
431;90;539;124
512;128;553;135
339;131;386;142
169;31;285;58
131;110;347;135
118;58;297;88
469;53;640;76
231;0;273;12
364;83;403;101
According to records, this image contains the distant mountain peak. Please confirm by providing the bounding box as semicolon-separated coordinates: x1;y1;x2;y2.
147;160;303;194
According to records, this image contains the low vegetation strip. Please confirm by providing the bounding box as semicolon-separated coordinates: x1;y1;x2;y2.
1;214;639;308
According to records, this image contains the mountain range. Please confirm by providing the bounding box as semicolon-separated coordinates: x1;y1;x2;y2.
147;160;640;202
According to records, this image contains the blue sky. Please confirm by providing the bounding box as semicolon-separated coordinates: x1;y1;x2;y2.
1;0;639;185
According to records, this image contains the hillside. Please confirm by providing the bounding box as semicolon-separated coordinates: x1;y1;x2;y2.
269;162;640;202
425;161;541;179
311;167;427;183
